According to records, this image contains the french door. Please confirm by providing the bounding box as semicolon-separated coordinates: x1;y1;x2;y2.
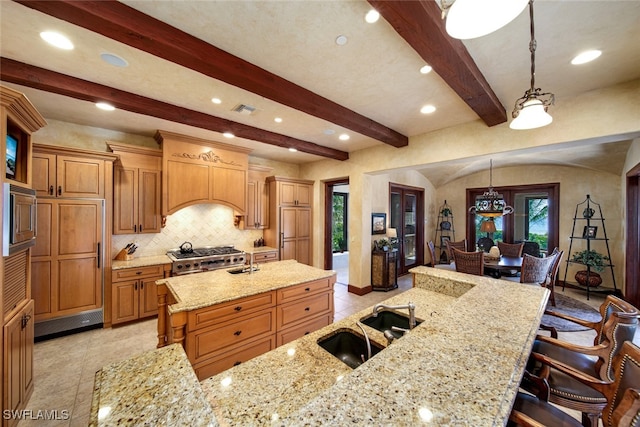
390;184;424;275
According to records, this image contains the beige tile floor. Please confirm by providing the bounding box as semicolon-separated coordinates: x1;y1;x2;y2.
16;268;638;426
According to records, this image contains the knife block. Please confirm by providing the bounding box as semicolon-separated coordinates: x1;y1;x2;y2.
114;248;134;261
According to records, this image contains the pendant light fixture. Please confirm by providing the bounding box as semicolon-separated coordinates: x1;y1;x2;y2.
441;0;528;40
468;160;514;218
510;0;555;130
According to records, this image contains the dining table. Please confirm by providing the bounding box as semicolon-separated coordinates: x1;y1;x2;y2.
484;255;523;278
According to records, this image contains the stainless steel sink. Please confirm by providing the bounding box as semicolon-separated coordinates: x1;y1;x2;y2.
227;267;259;274
317;329;383;369
360;311;423;340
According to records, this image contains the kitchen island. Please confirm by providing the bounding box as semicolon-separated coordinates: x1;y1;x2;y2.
91;265;548;426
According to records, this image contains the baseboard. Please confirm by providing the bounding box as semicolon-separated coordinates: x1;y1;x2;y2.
348;284;372;295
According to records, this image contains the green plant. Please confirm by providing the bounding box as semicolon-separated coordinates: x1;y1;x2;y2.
374;239;390;251
571;249;610;272
441;207;452;217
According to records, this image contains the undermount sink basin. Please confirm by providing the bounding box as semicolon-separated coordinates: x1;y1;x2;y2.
227;267;259;274
360;311;423;340
317;330;383;369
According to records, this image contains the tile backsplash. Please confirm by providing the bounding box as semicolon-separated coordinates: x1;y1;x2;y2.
111;204;263;259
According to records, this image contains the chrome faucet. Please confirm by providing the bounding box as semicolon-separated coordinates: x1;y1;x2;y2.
372;301;417;330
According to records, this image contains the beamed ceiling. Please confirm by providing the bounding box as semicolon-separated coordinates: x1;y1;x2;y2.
1;0;640;181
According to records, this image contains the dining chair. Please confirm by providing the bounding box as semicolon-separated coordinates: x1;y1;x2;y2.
452;248;484;276
520;241;541;258
498;241;524;257
520;253;556;286
427;240;437;267
510;341;640;427
545;249;564;306
445;239;467;262
527;305;639;427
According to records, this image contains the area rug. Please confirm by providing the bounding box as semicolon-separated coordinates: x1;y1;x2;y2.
541;293;602;332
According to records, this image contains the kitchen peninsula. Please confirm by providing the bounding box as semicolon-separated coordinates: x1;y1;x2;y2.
91;266;548;426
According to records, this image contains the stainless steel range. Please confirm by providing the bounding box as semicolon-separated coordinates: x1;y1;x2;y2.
167;242;246;275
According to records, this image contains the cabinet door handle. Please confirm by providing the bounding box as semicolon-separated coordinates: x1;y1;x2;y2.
140;283;144;289
234;306;242;311
304;307;310;312
21;314;31;329
234;330;242;336
57;186;62;196
139;224;143;232
134;225;137;233
97;243;101;268
304;287;310;292
136;271;142;275
134;283;138;290
233;361;242;366
280;232;284;249
49;185;54;195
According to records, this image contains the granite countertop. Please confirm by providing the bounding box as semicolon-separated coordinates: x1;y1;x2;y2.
111;254;172;270
157;259;336;313
90;344;216;427
238;245;278;254
202;267;548;425
92;266;548;426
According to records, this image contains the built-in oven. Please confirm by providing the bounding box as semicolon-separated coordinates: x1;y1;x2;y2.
2;183;37;256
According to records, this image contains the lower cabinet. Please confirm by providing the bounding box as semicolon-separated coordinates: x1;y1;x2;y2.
112;265;168;325
252;249;278;264
3;300;34;427
166;277;334;380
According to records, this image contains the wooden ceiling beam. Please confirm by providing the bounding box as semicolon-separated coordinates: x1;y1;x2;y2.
368;0;507;126
0;58;349;161
14;0;408;148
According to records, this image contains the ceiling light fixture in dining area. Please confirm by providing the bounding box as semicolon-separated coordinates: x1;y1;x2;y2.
469;160;514;218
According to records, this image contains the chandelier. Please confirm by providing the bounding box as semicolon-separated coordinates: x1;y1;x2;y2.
510;0;555;130
468;160;514;218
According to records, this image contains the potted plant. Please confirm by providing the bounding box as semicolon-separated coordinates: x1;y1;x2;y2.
571;249;610;287
441;207;452;217
373;238;390;252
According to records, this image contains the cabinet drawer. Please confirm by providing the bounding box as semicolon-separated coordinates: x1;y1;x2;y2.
188;291;275;331
277;292;332;330
276;313;332;347
188;308;276;364
113;265;166;281
276;278;332;304
253;251;278;263
193;336;275;381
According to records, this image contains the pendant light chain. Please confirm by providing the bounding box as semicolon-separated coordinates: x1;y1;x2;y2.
528;0;536;94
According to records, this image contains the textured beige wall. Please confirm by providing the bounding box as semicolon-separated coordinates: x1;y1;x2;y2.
437;165;623;291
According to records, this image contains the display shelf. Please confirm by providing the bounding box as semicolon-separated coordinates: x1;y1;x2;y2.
562;195;618;300
434;200;455;264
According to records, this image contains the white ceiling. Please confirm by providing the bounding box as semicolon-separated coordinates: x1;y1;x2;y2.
1;0;639;182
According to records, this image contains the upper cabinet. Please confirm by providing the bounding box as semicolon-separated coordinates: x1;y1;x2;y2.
155;131;251;215
108;143;162;235
242;164;273;230
32;145;113;199
278;180;312;207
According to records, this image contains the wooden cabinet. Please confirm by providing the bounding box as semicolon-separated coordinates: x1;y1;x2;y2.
159;275;334;380
31;199;104;321
265;177;313;265
243;165;272;230
156;130;251;215
108;143;162;234
371;250;398;291
111;265;168;325
32;148;106;198
251;250;278;264
3;300;34;427
275;278;333;346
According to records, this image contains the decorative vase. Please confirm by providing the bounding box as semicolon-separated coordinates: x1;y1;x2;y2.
575;270;602;287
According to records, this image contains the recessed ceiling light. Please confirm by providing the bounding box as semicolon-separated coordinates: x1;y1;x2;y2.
335;35;348;46
274;117;283;123
40;31;74;50
571;50;602;65
420;65;433;74
223;132;234;138
420;105;436;114
100;53;128;67
365;9;380;23
288;147;298;152
339;133;350;141
95;102;115;111
211;98;222;104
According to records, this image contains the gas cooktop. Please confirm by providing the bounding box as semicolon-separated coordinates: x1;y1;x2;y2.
166;244;246;275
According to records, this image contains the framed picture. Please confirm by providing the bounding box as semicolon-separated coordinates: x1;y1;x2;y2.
583;225;598;239
371;213;387;235
440;235;450;248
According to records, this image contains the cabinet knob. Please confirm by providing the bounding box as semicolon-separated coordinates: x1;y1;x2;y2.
234;306;242;311
233;361;242;366
234;330;242;336
304;287;310;292
304;307;310;311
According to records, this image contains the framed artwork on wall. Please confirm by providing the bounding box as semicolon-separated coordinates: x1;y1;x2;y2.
372;213;387;235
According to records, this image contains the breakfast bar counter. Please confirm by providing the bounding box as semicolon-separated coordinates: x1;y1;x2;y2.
91;264;548;426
